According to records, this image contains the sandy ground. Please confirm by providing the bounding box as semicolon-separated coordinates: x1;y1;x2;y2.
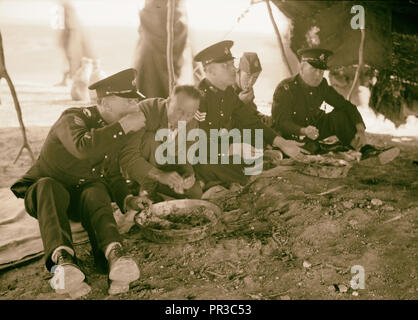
0;96;417;300
0;129;417;300
0;18;417;300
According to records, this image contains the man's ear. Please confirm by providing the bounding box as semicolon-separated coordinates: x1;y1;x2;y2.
100;96;112;111
299;61;306;75
96;96;103;106
204;63;215;76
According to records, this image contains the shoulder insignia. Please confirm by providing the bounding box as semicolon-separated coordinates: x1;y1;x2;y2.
97;119;106;127
194;110;207;122
208;85;218;93
73;116;86;127
82;108;92;118
283;84;289;91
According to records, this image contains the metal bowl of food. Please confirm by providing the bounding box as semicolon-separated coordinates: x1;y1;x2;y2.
134;199;220;244
296;155;353;179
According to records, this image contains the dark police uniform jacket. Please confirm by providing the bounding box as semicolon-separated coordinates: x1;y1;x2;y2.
197;78;277;148
271;74;365;140
10;106;131;212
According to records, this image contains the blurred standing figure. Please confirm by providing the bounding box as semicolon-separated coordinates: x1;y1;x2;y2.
71;57;92;101
56;0;95;86
133;0;188;98
89;59;107;103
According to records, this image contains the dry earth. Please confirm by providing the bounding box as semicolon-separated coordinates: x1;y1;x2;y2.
0;19;417;300
0;126;417;300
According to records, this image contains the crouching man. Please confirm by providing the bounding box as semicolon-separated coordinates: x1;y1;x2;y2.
119;85;203;202
10;69;148;296
271;48;400;163
271;48;367;153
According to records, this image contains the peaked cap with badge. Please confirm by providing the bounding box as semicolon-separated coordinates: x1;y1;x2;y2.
297;48;333;70
88;68;146;99
194;40;235;66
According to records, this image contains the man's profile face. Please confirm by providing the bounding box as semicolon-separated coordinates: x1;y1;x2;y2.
167;92;199;128
207;60;237;87
300;61;325;87
102;95;139;122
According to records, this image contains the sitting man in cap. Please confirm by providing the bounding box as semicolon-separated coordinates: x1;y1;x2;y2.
119;85;203;203
233;52;272;127
11;68;148;297
271;48;367;154
193;40;307;188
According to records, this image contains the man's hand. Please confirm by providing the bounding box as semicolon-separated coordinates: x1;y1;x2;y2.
119;111;146;134
158;171;184;193
125;194;152;212
229;143;260;159
272;136;310;159
238;88;255;104
301;126;319;140
182;174;196;190
351;124;367;151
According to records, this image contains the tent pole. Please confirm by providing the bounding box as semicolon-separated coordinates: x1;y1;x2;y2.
265;0;292;76
166;0;176;95
347;28;365;101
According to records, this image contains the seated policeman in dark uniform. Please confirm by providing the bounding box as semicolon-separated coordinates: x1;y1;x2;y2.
271;48;367;154
119;85;203;202
10;69;149;296
193;40;307;187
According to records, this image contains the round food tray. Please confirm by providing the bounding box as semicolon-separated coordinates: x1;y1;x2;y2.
296;155;352;179
134;199;220;244
299;163;352;179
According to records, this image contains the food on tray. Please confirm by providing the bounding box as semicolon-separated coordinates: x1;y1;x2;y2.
141;206;212;230
297;154;350;167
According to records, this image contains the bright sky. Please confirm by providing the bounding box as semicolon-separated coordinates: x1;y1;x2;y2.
1;0;416;136
0;0;289;33
186;0;289;34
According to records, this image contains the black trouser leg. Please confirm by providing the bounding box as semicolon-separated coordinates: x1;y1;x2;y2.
77;182;122;258
194;161;248;188
317;109;357;146
155;179;203;199
24;177;73;271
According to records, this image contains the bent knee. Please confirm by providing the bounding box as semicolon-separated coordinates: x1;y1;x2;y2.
81;183;112;203
36;177;66;191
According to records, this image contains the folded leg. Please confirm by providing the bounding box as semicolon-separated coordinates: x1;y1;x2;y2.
24;177;73;271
